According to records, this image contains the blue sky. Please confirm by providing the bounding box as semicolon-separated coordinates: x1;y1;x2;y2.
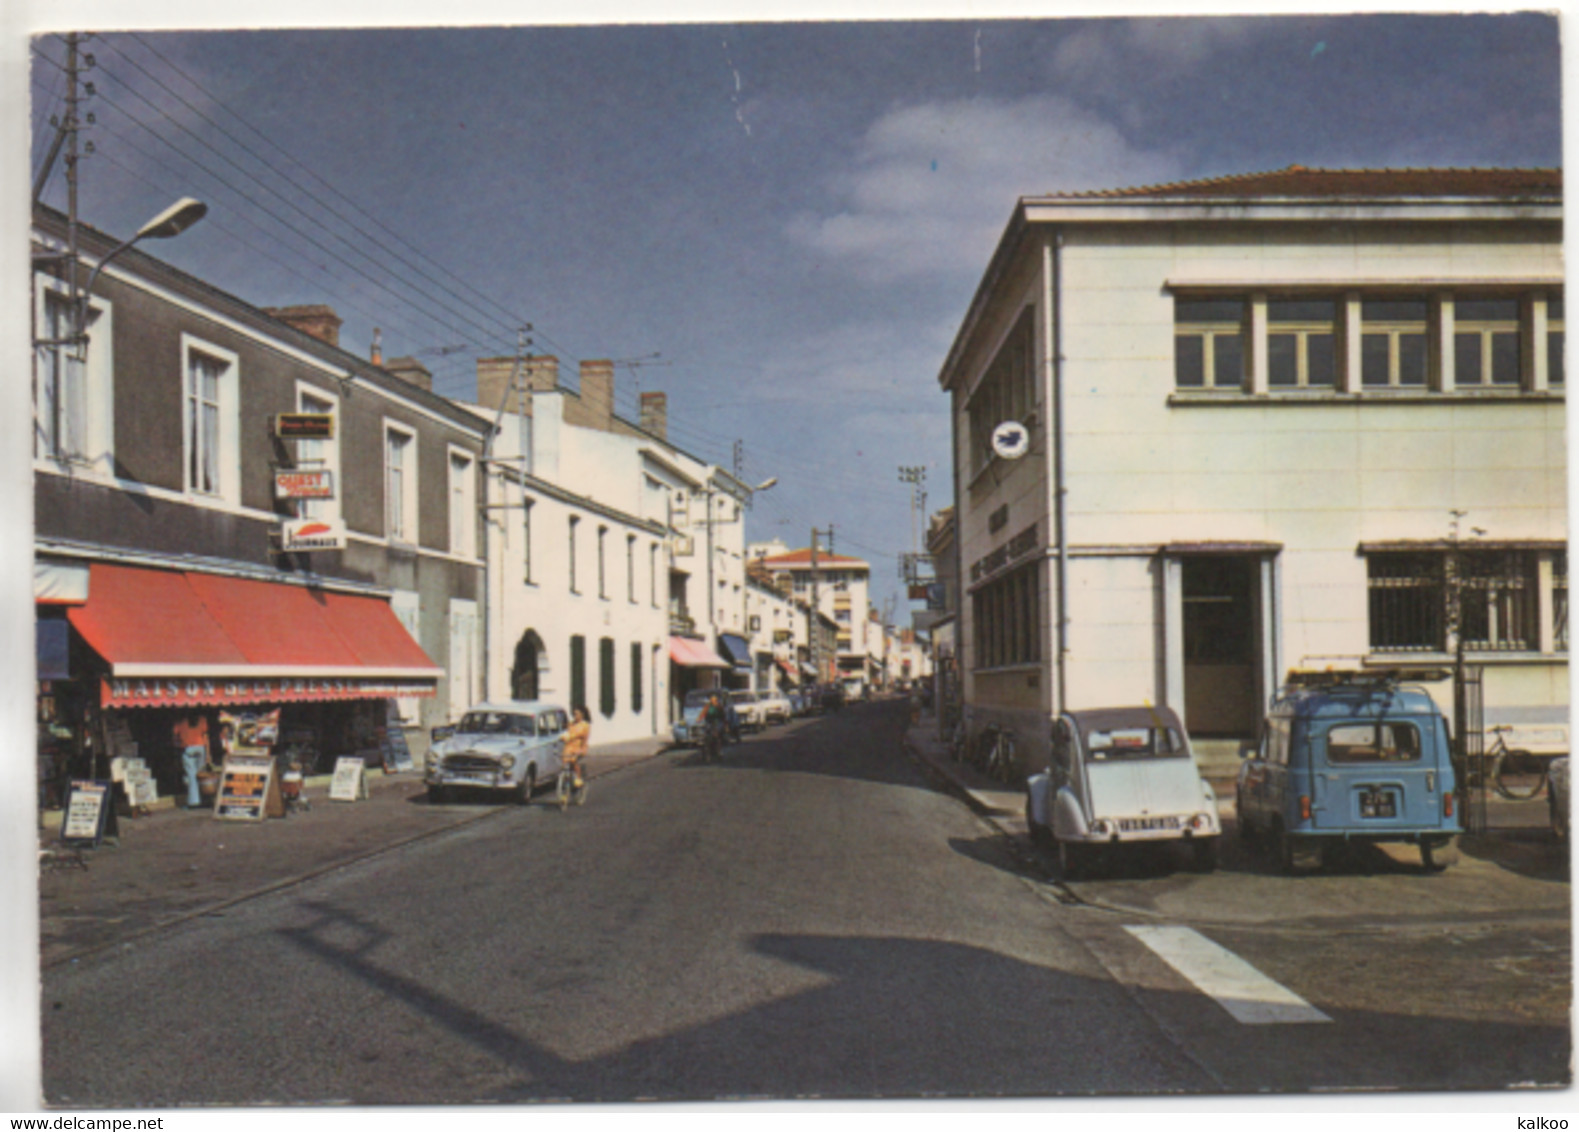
22;8;1564;615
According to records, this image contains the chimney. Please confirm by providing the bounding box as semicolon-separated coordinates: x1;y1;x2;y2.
579;360;615;432
264;304;342;348
383;356;433;392
370;328;383;366
639;391;668;441
477;355;558;417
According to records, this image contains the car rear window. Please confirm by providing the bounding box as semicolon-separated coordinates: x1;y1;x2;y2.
1325;723;1422;763
1084;726;1186;759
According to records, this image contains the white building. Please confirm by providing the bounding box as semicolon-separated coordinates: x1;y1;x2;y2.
939;166;1566;771
750;540;875;687
464;356;762;742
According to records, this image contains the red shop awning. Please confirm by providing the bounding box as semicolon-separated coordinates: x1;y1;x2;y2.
668;635;730;669
67;563;442;709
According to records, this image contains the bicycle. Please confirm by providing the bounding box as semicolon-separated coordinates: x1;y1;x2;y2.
1488;725;1547;801
555;758;587;810
700;720;725;765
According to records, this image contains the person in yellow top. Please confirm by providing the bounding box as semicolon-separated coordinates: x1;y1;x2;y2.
563;705;591;789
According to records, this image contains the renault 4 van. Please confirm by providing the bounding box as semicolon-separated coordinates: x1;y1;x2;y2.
1235;671;1460;872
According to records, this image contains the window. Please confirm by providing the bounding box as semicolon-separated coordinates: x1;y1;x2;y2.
448;598;479;720
1368;549;1557;653
1548;295;1565;387
971;561;1041;668
295;386;339;522
650;542;659;606
1326;723;1422;764
384;424;417;542
184;340;239;503
390;590;422;724
1267;298;1336;388
448;448;476;558
1361;297;1429;387
598;637;616;718
968;308;1036;473
568;516;580;593
598;526;609;599
627;535;637;602
35;287;113;466
1174;297;1245;390
1454;297;1522;386
569;635;586;710
1367;553;1445;652
631;642;644;713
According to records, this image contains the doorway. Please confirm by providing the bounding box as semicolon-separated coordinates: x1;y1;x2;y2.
512;630;544;701
1181;556;1258;737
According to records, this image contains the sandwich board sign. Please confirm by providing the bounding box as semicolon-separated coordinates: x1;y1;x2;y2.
329;757;368;802
60;780;115;847
215;754;283;820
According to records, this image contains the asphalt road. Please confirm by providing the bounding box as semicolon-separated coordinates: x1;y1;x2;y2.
40;701;1571;1105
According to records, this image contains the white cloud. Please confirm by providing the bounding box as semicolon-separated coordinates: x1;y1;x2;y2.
786;93;1177;283
1051;17;1278;87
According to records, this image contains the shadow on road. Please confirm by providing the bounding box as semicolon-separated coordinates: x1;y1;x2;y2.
255;907;1570;1103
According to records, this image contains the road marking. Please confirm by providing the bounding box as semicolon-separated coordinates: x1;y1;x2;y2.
1125;925;1331;1025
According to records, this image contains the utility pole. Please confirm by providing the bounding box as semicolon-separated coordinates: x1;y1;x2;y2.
898;465;927;555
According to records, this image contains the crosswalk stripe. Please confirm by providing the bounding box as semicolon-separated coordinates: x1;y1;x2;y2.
1125;925;1332;1025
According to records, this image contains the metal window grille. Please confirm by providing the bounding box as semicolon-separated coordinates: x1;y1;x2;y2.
1367;553;1445;652
1554;551;1568;652
1460;550;1537;651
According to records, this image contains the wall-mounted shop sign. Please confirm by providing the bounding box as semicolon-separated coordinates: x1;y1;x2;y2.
280;517;348;552
101;676;438;709
274;413;335;440
991;420;1030;461
274;469;335;500
970;524;1041;585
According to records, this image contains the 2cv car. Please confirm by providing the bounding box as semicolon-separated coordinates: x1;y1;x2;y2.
1235;670;1460;872
1025;705;1222;877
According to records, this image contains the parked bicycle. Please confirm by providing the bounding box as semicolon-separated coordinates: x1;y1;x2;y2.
1488;724;1547;801
969;724;1021;786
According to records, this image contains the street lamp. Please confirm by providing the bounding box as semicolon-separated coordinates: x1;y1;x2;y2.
79;197;208;321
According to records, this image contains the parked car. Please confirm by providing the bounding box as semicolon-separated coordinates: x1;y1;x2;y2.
672;689;722;747
730;689;766;731
426;701;568;805
820;683;846;712
758;689;793;724
1025;705;1221;877
1236;671;1460;872
1549;756;1569;840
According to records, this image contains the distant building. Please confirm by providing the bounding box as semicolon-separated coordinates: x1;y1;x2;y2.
938;167;1566;773
749;541;875;686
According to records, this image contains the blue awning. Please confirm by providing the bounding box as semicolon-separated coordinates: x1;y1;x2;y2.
718;634;753;670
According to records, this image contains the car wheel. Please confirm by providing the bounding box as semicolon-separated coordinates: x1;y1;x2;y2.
427;784;448;806
1420;836;1457;872
1024;796;1050;849
1235;790;1255;841
516;768;536;805
1190;838;1218;873
1551;792;1569;841
1056;839;1085;880
1273;820;1297;875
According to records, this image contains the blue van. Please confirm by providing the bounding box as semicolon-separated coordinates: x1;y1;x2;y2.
1235;672;1460;872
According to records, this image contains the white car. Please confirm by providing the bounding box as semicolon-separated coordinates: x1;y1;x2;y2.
426;701;568;805
1025;705;1221;877
1549;756;1569;840
729;690;766;732
757;689;793;724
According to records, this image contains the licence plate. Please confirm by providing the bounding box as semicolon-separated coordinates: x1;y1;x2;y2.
1359;789;1396;818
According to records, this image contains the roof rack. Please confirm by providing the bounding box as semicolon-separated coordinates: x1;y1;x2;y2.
1282;667;1452;692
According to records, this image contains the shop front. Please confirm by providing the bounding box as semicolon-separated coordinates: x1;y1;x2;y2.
38;561;441;814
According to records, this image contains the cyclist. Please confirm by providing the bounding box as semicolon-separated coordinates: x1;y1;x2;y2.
702;693;728;759
563;705;591;791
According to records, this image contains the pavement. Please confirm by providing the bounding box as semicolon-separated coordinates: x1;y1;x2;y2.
36;735;671;968
901;707;1570;926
